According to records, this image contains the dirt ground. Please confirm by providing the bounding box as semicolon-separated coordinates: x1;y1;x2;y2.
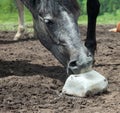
0;25;120;113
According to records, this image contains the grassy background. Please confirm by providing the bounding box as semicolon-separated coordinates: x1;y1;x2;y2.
0;8;33;31
0;10;120;31
78;12;120;25
0;0;120;31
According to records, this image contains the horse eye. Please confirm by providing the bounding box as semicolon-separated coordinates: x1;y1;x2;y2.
44;19;54;25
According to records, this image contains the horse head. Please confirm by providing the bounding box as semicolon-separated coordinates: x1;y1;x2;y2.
21;0;93;75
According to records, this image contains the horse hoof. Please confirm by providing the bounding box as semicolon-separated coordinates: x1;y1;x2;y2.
14;34;21;41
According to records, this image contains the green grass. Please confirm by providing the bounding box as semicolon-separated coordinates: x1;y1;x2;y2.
0;10;32;31
78;11;120;25
0;11;120;31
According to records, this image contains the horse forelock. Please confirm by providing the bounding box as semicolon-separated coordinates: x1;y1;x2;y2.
62;0;80;19
38;0;59;16
37;0;80;18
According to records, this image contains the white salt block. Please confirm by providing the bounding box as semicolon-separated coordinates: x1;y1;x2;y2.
62;70;108;97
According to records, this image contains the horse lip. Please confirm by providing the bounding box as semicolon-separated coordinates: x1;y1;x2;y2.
67;66;80;75
67;64;92;75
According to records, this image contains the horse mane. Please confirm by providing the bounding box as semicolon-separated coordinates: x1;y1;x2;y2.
38;0;59;16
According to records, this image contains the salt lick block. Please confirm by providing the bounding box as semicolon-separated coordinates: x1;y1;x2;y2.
62;70;108;97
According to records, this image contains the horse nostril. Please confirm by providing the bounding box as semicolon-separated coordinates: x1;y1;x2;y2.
69;60;77;67
67;60;79;75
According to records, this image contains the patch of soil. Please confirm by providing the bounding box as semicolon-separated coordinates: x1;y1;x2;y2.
0;25;120;113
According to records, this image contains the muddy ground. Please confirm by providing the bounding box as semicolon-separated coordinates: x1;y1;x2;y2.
0;25;120;113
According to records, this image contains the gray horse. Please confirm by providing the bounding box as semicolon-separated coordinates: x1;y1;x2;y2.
15;0;100;75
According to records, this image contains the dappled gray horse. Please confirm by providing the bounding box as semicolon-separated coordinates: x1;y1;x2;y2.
15;0;100;75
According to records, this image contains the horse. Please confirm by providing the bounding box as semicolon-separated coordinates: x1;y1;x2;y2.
15;0;100;75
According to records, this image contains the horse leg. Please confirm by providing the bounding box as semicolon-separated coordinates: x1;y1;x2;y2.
14;0;25;40
85;0;100;56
